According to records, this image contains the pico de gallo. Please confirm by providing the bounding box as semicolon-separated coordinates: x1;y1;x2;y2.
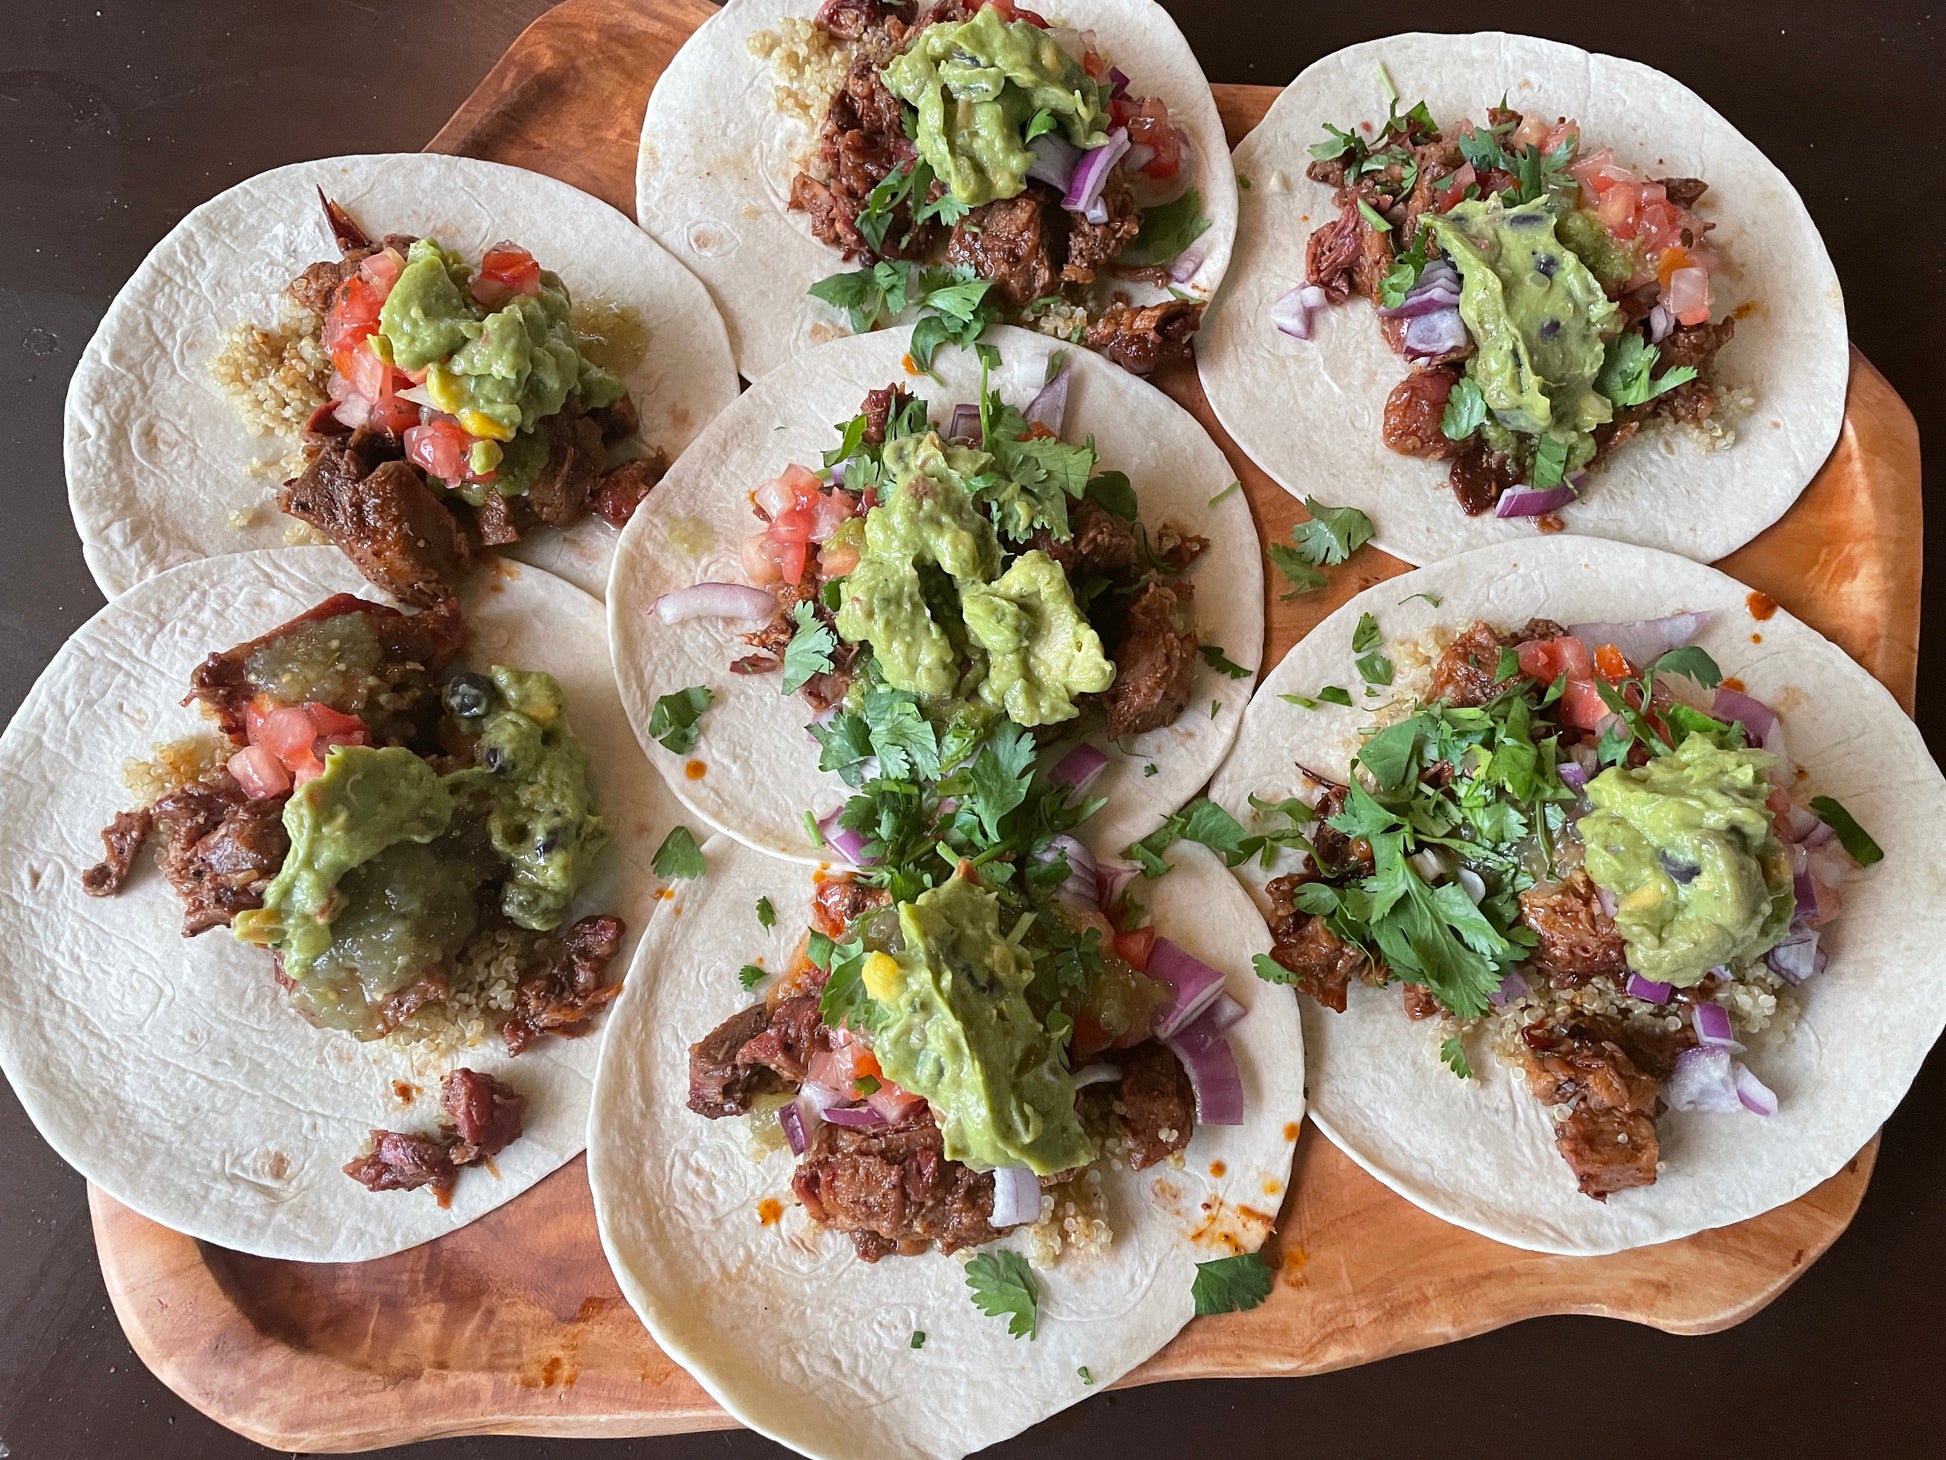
1274;87;1741;518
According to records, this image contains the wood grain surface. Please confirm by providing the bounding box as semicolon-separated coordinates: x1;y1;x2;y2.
91;0;1922;1449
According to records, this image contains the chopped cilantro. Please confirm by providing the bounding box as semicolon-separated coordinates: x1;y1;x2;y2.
1266;542;1327;598
1208;478;1242;506
965;1251;1038;1339
1440;1035;1473;1079
808;259;998;368
1529;435;1573;490
780;601;836;694
645;684;714;756
1356;199;1393;232
1143;762;1158;777
1280;685;1354;710
1398;591;1443;608
737;964;767;992
1597;333;1698;408
1084;469;1139;519
1440;376;1488;441
1078;1366;1094;1384
755;896;775;930
974;347;1095;539
1252;952;1296;985
1199;645;1252;680
651;825;706;880
1310;122;1366;164
1351;612;1394;686
910;1331;926;1350
1292;498;1375;566
1810;796;1884;866
1377;222;1430;310
1191;1253;1274;1316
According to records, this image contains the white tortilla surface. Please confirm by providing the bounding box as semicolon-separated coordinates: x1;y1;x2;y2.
589;836;1304;1460
66;152;739;601
637;0;1238;380
0;549;683;1261
607;324;1262;863
1199;33;1848;566
1207;536;1946;1253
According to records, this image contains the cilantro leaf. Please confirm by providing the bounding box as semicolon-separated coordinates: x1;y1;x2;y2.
1293;498;1375;567
1126;797;1256;875
781;600;837;695
1356;199;1393;232
1810;796;1884;866
1652;645;1724;690
1266;542;1328;598
809;709;876;785
1084;470;1139;519
958;721;1035;841
737;964;767;991
1310;122;1365;164
651;825;706;880
816;937;871;1027
1023;107;1059;143
1398;591;1443;608
1200;644;1252;680
1440;376;1488;441
1191;1253;1274;1316
1377;222;1430;310
965;1251;1039;1339
1119;190;1213;266
646;684;713;755
1529;434;1573;490
1208;479;1241;506
1280;685;1355;710
1456;128;1509;174
862;686;941;781
910;1330;926;1349
755;896;776;930
1351;612;1394;686
1440;1035;1473;1079
1597;333;1700;408
1252;952;1297;985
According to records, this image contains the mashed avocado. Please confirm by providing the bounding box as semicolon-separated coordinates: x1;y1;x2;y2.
1425;198;1620;471
375;237;624;493
1579;734;1795;986
960;550;1112;724
866;875;1092;1175
234;667;607;1037
882;6;1109;207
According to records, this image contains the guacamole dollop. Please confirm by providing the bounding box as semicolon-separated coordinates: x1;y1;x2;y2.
375;237;624;497
1425;197;1620;475
233;666;607;1036
866;875;1092;1176
882;6;1109;207
1578;734;1795;986
960;549;1112;724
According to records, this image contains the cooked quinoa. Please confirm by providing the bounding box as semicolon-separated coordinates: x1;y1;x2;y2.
1024;1164;1115;1266
380;923;543;1063
210;301;329;440
121;735;225;807
750;19;855;131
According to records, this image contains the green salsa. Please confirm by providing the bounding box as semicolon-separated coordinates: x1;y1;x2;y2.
882;6;1109;206
864;875;1092;1175
1579;734;1796;986
233;666;607;1037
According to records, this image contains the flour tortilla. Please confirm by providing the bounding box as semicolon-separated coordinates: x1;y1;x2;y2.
589;836;1303;1460
637;0;1238;381
607;324;1262;863
66;152;739;601
1198;33;1849;566
0;549;683;1261
1206;536;1946;1254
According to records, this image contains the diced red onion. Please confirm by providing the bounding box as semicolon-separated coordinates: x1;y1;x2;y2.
826;461;849;489
1062;128;1129;215
1734;1062;1779;1116
778;1099;810;1155
1094;860;1138;913
1168;233;1211;283
820;1103;887;1129
1558;761;1589;792
1496;484;1578;518
1455;867;1486;905
1626;973;1674;1004
1145;938;1228;1038
1083;196;1109;225
816;806;871;865
1596;886;1618;919
1712;686;1777;744
1692;1001;1743;1049
1106;67;1129;97
1780;803;1822;844
1071;1063;1122;1089
1487;971;1528;1008
1162;1006;1244;1126
1376;259;1461;319
332;392;373;430
1767;929;1824;983
1026;132;1082;192
1042;834;1099;910
1050;741;1108;795
988;1166;1041;1227
649;582;777;625
1024;359;1071;435
1199;991;1248;1036
1646;305;1673;344
1400;307;1469;361
1566;613;1712;670
1270;283;1330;340
1665;1045;1742;1112
947;402;981;443
1126;141;1157;173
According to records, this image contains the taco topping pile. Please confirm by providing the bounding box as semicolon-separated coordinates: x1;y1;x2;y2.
1247;615;1877;1199
687;731;1247;1263
82;593;629;1203
224;194;666;606
780;0;1212;374
1279;88;1738;519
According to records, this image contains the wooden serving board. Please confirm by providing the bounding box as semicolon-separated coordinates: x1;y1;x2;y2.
91;1;1924;1449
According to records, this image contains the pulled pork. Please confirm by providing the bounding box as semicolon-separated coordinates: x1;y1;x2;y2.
343;1067;528;1203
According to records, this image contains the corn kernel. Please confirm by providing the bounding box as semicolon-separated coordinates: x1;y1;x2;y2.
862;952;901;1002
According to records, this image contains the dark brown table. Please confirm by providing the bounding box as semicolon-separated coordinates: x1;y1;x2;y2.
3;2;1940;1455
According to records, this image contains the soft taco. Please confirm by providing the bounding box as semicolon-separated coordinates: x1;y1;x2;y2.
637;0;1237;381
66;152;738;602
1203;537;1944;1254
608;324;1262;862
590;819;1303;1460
1200;34;1848;565
0;548;680;1261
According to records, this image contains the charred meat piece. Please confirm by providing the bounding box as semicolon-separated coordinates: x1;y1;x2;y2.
377;974;451;1033
688;1003;787;1118
791;1107;1003;1262
1306;202;1366;305
590;392;640;444
1382;367;1465;459
1658;176;1709;209
591;453;667;530
1265;873;1369;1013
280;441;472;608
1109;1041;1195;1169
120;772;292;937
1082;298;1202;376
440;1068;527;1166
343;1129;459;1201
815;0;905;41
1026;497;1138;579
187;590;465;749
502;914;626;1056
1307;784;1373;879
860;383;915;444
1402;984;1442;1020
1101;582;1197;738
1061;177;1142;285
946;187;1062;307
1428;620;1517;708
1519;870;1629;987
82;808;154;897
1519;1019;1664;1199
1656;316;1735;374
794;55;927;261
472;491;522;546
525;412;607;527
735;993;823;1083
1447;443;1519;516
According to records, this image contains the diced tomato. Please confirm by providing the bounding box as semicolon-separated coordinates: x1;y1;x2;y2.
979;0;1049;26
364;392;422;438
404;417;477;483
741;531;784;586
227;745;291;800
1068;1014;1112;1063
808;490;858;543
303;703;368;739
1080;45;1105;80
1517;636;1611;731
1596;181;1642;239
323;272;386;368
1109;93;1138;130
1540;120;1580;156
1569;147;1616;190
1437;162;1476;211
1113;925;1156;973
1664;265;1713;326
866;1080;928;1123
1511;113;1551;150
472;242;543;310
1018;421;1058;442
255;705;320;762
341;340;403;406
1125;96;1182;178
850;1048;883;1084
358;246;404;296
1593;643;1638;682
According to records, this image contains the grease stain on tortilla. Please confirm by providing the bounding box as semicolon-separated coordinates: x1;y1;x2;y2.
1723;675;1746;692
685;759;708;780
1282;1122;1300;1142
1186;1196;1276;1255
1207;1160;1226;1178
392;1080;419;1104
1751;633;1763;644
686;219;740;258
